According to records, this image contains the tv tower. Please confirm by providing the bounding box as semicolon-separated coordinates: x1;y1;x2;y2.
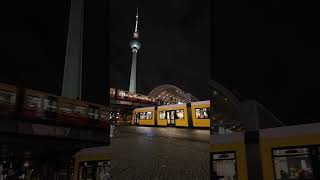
129;7;141;93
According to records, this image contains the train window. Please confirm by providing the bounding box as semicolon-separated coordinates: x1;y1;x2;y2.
88;106;99;120
59;103;74;114
0;90;15;105
212;152;237;180
138;112;152;120
195;108;209;119
74;106;87;116
176;110;184;119
25;96;41;109
110;88;116;97
44;97;58;112
272;147;314;180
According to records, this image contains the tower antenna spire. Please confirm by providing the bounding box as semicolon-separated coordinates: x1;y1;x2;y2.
134;6;139;33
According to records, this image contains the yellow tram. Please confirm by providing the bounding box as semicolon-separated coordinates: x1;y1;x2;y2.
73;146;111;180
210;123;320;180
132;100;210;128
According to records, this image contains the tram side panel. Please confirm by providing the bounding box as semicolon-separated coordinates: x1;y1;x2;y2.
191;100;210;128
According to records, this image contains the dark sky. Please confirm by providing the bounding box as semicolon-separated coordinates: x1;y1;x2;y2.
109;0;211;100
213;0;320;125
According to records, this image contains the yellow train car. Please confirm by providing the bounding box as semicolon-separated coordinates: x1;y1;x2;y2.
209;132;248;180
157;104;188;127
260;123;320;180
132;106;156;126
191;100;210;128
73;146;111;180
131;100;211;128
210;123;320;180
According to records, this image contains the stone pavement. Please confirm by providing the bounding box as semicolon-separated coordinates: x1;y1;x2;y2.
111;126;209;180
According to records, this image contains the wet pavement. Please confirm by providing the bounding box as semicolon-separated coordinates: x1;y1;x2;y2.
110;126;210;180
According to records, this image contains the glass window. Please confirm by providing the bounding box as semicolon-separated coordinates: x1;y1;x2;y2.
43;97;58;112
0;90;16;105
59;103;74;114
74;106;87;116
273;147;314;180
146;112;152;119
25;96;41;109
176;110;184;119
195;107;210;119
110;88;116;97
212;152;237;180
88;106;99;120
160;111;166;119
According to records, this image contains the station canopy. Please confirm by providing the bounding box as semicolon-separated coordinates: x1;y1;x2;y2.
148;85;198;105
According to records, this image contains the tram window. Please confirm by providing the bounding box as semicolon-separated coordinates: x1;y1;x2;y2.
25;95;41;109
0;90;15;105
195;108;209;119
212;152;237;180
146;112;152;119
272;147;314;180
176;110;184;119
160;111;166;119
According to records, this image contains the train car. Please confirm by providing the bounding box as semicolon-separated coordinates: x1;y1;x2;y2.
73;146;111;180
23;88;109;129
0;83;17;115
131;100;211;128
210;123;320;180
132;101;210;128
132;106;156;126
191;100;210;128
157;104;188;127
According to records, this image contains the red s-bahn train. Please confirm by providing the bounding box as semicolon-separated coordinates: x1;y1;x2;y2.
0;82;109;129
110;88;158;105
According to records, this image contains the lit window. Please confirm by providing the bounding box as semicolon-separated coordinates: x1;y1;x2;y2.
195;108;210;119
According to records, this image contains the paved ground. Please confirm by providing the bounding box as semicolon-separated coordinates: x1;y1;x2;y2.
110;126;210;180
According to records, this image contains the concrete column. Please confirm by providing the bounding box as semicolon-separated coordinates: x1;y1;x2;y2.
62;0;84;99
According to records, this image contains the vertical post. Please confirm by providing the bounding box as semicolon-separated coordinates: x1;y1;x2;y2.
62;0;84;99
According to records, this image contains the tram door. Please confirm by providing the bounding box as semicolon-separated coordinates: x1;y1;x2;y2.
134;113;139;124
166;110;176;126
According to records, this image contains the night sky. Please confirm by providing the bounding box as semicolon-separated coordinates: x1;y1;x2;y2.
0;0;319;125
213;0;320;125
109;0;211;100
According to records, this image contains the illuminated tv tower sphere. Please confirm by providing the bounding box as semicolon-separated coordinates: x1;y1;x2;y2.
130;39;141;50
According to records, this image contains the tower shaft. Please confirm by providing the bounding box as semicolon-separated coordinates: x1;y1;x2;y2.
129;50;137;93
62;0;84;99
